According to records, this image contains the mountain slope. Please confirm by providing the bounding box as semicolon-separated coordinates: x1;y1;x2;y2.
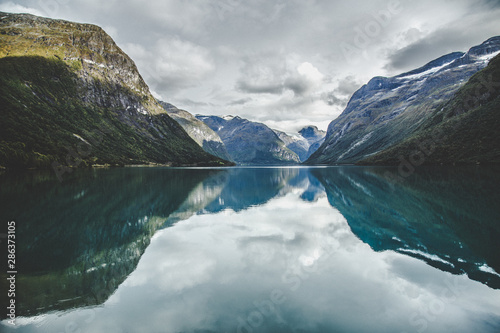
158;101;232;161
360;53;500;165
0;12;229;170
196;115;300;165
311;166;500;289
306;37;500;165
0;168;216;317
274;126;326;162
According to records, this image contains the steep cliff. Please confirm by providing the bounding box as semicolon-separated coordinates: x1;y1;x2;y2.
197;115;300;165
0;12;229;170
307;37;500;165
361;53;500;165
273;126;326;162
158;101;232;162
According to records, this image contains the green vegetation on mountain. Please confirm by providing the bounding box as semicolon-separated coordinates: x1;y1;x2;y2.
0;12;230;170
0;168;220;317
0;56;227;168
311;166;500;288
306;37;500;165
158;101;233;162
361;54;500;165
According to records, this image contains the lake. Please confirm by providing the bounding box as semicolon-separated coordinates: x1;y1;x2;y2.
1;166;500;333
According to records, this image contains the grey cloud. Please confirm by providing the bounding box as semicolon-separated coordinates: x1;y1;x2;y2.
236;80;284;94
175;98;214;108
235;52;287;94
284;76;312;96
337;76;363;96
385;32;470;72
237;69;318;97
385;3;500;73
319;76;361;108
322;91;349;107
3;0;500;133
227;98;252;106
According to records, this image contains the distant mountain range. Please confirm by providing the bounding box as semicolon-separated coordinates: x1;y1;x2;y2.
158;101;232;161
307;36;500;165
0;12;232;170
2;12;498;169
160;103;327;165
274;126;326;162
196;115;301;165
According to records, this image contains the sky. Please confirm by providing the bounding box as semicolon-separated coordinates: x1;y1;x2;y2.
1;0;500;133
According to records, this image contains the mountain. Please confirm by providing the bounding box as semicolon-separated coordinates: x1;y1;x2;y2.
158;101;232;161
306;36;500;165
299;126;327;159
0;168;217;317
361;53;500;165
196;115;300;165
273;126;326;162
311;166;500;289
0;12;230;170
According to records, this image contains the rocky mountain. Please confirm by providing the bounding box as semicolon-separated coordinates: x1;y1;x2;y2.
273;125;326;162
196;115;300;165
158;101;232;161
361;52;500;165
311;166;500;289
306;36;500;165
0;168;216;317
0;12;230;170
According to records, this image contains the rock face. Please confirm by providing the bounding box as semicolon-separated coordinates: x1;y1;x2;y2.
306;36;500;165
273;126;326;162
158;101;232;161
361;53;500;165
0;12;230;169
196;115;300;165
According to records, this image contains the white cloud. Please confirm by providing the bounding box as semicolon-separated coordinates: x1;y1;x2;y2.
297;62;324;83
228;53;340;131
2;0;500;132
123;37;215;96
11;185;500;332
284;62;325;97
0;2;44;16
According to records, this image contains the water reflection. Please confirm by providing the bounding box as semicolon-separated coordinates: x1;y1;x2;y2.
311;166;500;289
0;168;224;316
1;166;499;333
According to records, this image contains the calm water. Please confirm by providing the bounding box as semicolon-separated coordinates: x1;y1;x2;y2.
1;166;500;333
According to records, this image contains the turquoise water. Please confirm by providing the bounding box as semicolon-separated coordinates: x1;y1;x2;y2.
1;166;499;332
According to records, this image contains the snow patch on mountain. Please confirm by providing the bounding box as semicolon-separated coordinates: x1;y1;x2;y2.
398;248;455;267
399;59;457;81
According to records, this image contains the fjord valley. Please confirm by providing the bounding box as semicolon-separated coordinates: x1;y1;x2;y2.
1;7;500;333
1;11;499;169
361;50;500;165
2;165;500;333
0;12;232;170
0;12;321;169
306;37;500;166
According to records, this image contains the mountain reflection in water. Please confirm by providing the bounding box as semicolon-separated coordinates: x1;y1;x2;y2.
1;166;499;333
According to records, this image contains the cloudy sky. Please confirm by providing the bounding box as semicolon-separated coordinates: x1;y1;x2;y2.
1;0;500;132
